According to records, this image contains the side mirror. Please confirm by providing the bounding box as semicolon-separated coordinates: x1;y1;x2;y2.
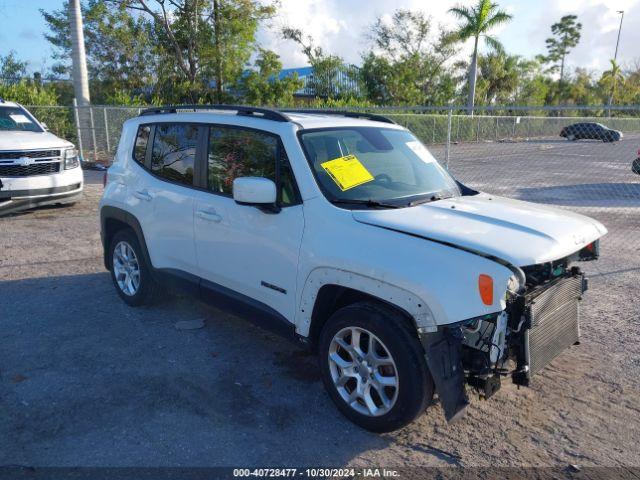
233;177;279;212
41;122;49;131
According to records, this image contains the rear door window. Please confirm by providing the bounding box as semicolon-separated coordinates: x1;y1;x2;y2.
151;123;199;186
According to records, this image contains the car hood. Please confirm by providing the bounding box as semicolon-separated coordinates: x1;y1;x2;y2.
352;193;607;267
0;131;73;151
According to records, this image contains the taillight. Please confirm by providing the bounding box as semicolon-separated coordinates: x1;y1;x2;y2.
478;274;494;305
103;170;108;188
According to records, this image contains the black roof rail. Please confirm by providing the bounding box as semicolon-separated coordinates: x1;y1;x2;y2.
280;109;397;125
139;104;291;122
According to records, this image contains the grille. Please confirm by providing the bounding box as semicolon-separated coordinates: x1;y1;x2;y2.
0;162;61;177
0;150;60;160
525;275;582;377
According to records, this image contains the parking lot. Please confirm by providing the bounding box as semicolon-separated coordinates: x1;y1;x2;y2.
1;135;639;468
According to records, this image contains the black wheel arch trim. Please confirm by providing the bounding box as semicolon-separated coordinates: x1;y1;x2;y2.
100;206;154;274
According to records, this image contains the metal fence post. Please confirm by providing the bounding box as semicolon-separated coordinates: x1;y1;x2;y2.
103;107;111;153
495;116;499;140
88;106;98;162
445;108;452;169
432;116;435;144
72;98;84;161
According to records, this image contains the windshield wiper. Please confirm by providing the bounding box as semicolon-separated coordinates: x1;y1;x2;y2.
408;194;452;207
330;199;401;209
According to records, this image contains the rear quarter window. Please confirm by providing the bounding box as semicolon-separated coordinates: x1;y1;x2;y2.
133;125;151;165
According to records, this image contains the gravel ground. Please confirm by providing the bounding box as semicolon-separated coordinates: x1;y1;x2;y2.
1;135;639;469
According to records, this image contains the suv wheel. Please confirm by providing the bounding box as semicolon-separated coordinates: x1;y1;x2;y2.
318;301;434;432
109;229;159;306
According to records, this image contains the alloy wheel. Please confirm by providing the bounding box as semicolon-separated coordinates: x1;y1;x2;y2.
328;326;399;417
112;241;141;296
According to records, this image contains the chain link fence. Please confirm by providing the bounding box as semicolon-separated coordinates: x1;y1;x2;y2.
26;104;640;277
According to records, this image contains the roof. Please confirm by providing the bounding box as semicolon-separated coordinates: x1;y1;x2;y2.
284;112;401;129
0;100;19;107
278;67;313;80
137;105;401;130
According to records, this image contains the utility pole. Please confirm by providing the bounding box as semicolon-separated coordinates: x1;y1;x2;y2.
613;10;624;62
69;0;90;106
607;10;624;115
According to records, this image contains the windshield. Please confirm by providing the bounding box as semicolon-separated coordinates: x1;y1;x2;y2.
299;127;459;207
0;106;43;132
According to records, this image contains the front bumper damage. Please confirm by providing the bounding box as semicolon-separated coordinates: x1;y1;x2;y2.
420;267;587;422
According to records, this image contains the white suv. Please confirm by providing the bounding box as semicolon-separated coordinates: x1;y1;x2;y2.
0;100;83;215
100;105;607;432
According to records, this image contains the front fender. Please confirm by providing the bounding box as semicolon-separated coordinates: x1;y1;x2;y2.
295;267;437;337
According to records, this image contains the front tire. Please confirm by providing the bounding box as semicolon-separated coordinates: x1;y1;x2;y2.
318;301;434;432
109;229;160;306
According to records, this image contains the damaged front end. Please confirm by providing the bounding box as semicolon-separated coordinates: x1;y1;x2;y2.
421;240;598;422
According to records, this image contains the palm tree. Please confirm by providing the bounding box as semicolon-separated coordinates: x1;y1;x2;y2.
602;59;624;110
449;0;512;114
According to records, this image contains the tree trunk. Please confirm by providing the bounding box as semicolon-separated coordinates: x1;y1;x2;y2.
467;36;479;116
213;0;223;103
560;54;565;83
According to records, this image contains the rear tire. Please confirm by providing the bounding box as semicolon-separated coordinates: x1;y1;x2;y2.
109;229;160;306
318;301;434;433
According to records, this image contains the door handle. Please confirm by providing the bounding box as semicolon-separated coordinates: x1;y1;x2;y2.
196;209;222;223
134;189;153;201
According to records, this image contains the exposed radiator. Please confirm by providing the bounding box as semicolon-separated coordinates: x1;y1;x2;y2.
524;275;583;378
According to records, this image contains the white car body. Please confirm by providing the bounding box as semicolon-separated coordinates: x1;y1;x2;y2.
0;101;83;215
100;106;607;427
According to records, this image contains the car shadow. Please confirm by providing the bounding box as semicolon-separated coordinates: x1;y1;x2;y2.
0;272;410;467
517;183;640;207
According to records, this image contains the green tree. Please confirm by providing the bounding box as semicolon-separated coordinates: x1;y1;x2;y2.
543;15;582;83
42;0;155;102
474;51;521;104
615;61;640;105
512;59;551;106
361;9;456;105
0;51;28;82
281;27;360;99
449;0;512;113
561;68;599;106
239;49;303;106
119;0;275;102
600;59;625;107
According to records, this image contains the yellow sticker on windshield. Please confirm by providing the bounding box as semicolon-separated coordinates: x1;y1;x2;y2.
320;155;374;191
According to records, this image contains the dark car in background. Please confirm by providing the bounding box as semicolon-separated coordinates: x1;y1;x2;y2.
632;149;640;175
560;122;622;142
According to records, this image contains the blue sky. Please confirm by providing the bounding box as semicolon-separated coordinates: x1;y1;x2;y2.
1;0;638;75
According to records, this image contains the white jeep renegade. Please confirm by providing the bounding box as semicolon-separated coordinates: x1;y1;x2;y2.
0;101;83;215
99;105;607;432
